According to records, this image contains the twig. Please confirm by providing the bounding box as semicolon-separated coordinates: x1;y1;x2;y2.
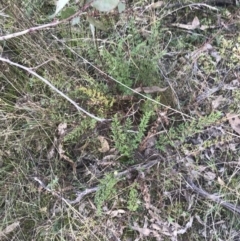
65;159;159;203
32;177;69;202
32;158;160;204
186;177;240;215
0;21;60;41
0;4;89;41
116;159;159;178
68;187;99;204
0;57;106;122
30;59;53;70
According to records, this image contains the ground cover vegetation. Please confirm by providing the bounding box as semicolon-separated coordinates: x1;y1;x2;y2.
0;0;240;240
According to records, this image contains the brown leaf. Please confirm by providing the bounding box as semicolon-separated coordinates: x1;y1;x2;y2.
191;16;200;29
0;221;20;238
203;171;216;181
212;95;225;109
57;123;67;136
98;136;110;153
146;1;164;9
226;113;240;135
106;209;125;217
217;176;225;186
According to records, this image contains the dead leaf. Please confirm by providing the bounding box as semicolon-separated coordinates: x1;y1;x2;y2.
210;50;221;63
106;209;125;217
146;1;164;9
192;16;200;29
190;43;213;61
98;136;110;153
57;123;67;136
172;16;200;30
0;221;20;238
212;95;225;109
226;113;240;135
134;86;168;94
217;176;225;186
203;171;216;181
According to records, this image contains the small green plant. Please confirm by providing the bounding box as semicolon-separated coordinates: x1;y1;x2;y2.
94;173;118;215
78;85;115;114
111;110;153;158
230;89;240;112
158;111;222;151
127;184;139;212
98;20;165;94
64;118;97;143
47;176;59;190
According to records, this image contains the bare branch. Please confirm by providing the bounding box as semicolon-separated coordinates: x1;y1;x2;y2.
0;21;61;41
68;159;159;203
186;177;240;215
32;158;160;204
68;187;99;204
0;57;106;122
0;2;91;41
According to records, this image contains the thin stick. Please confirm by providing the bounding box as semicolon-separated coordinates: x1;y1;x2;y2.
0;1;93;41
0;21;60;41
0;57;106;122
186;177;240;215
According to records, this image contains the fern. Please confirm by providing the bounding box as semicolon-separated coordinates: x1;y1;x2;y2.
111;114;133;157
94;173;118;215
158;111;222;151
135;110;153;143
64;118;96;142
111;111;153;158
127;184;139;211
78;86;115;114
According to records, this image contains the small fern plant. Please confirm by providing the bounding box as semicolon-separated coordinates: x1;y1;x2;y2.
94;173;118;215
111;110;153;158
158;111;222;151
127;183;140;211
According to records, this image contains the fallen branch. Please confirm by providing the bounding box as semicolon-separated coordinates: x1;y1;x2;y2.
186;177;240;215
0;4;89;41
32;158;160;204
0;20;61;41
